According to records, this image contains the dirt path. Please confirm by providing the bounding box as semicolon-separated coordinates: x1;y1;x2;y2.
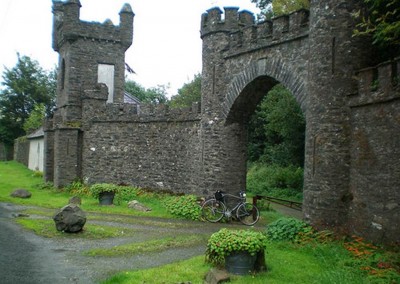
0;201;301;283
0;203;249;283
270;203;303;219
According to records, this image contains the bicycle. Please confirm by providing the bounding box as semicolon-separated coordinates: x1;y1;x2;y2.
201;190;260;226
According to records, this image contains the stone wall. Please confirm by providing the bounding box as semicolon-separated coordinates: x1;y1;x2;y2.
13;138;29;167
0;142;13;161
347;58;400;243
79;89;202;193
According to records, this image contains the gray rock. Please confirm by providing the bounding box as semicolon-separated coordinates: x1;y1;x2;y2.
53;204;86;233
128;200;151;212
10;189;32;199
204;268;230;284
69;196;82;205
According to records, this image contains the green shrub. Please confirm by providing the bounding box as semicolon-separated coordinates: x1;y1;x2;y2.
247;164;303;199
64;180;90;196
164;195;201;220
266;217;312;242
35;182;55;191
114;186;140;205
32;170;43;178
206;228;267;266
89;183;119;199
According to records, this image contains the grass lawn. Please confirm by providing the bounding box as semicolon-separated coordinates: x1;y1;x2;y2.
1;161;399;284
0;161;173;217
103;240;389;284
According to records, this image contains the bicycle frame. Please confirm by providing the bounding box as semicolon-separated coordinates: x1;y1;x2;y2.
217;191;246;218
202;190;260;225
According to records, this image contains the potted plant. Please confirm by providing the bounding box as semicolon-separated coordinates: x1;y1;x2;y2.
89;183;119;205
205;228;267;275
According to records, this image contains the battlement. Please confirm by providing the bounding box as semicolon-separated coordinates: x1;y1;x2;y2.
52;0;134;51
201;7;309;53
350;57;400;106
78;84;201;126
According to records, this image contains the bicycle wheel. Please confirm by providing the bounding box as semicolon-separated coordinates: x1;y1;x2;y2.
236;202;260;226
201;198;226;223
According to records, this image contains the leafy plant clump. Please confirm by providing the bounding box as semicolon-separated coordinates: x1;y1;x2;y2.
164;195;201;220
32;170;43;178
64;180;90;196
206;228;267;266
35;182;55;191
114;186;141;205
344;236;400;282
266;217;312;242
89;183;119;199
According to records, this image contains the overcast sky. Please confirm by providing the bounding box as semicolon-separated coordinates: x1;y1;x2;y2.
0;0;259;97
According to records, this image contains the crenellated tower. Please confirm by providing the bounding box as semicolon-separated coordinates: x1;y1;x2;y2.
199;6;310;196
51;0;134;122
46;0;134;187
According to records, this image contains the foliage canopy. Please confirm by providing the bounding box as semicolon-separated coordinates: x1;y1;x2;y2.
248;84;305;167
0;55;56;145
353;0;400;58
125;80;168;104
168;73;201;108
252;0;310;18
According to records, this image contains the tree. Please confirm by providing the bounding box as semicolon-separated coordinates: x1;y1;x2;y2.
0;54;56;145
144;85;168;104
23;104;46;134
353;0;400;59
125;80;168;104
168;74;201;108
125;80;145;101
252;0;309;18
271;0;309;16
248;84;305;167
251;0;272;18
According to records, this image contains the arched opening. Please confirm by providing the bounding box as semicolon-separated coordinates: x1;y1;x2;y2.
226;76;278;125
246;84;305;201
224;75;306;202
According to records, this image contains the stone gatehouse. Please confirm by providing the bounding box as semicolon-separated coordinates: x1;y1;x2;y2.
45;0;399;244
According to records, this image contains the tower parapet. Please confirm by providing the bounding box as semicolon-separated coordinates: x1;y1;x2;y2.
201;7;309;56
80;85;201;125
52;0;134;52
350;57;400;106
119;4;135;49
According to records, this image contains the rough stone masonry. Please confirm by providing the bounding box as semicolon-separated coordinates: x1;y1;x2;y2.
45;0;399;244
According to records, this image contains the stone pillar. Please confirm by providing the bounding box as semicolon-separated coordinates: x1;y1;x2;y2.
53;128;82;188
199;8;249;196
303;0;369;228
43;129;54;183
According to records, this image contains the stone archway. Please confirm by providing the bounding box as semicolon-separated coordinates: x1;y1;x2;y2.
198;2;400;245
223;57;308;123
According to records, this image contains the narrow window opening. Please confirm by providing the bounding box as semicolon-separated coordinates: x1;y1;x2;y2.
98;64;115;103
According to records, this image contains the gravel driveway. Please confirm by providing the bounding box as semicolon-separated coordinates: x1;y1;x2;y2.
0;202;232;284
0;200;300;283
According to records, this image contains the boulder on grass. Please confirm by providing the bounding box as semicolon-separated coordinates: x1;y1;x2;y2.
205;268;230;284
128;200;151;212
10;189;32;199
69;196;82;205
53;204;86;233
